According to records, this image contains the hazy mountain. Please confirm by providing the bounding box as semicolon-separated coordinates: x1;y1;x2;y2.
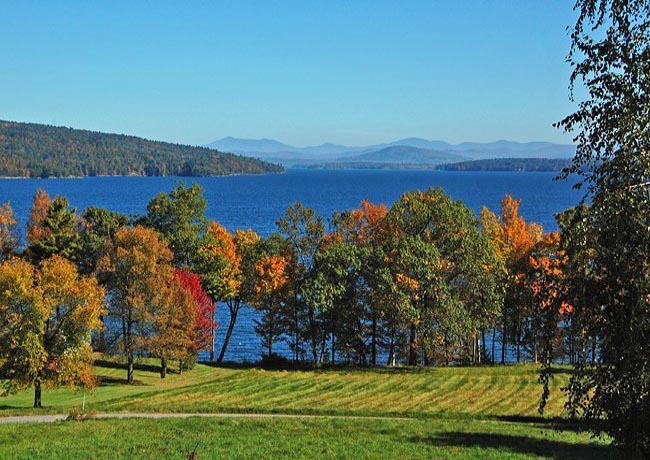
206;136;575;168
340;145;467;165
387;138;454;150
205;137;296;155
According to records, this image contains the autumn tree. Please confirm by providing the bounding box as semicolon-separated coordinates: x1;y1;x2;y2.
147;274;199;378
481;195;542;363
251;246;290;357
173;268;216;359
516;232;574;411
0;202;18;261
77;207;129;275
27;196;81;264
554;1;650;454
197;223;261;362
98;226;174;383
26;188;51;245
329;200;390;365
0;256;104;408
140;183;208;267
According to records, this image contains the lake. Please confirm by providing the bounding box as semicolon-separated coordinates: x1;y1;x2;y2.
0;169;583;362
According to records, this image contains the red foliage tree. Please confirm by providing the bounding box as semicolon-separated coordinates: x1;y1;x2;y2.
173;268;217;356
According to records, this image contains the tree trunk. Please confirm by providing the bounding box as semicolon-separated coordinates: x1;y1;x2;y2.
160;357;167;379
387;328;395;366
481;329;486;364
308;308;319;366
472;336;476;364
33;380;42;409
217;301;239;363
491;328;496;364
319;332;327;364
408;323;417;366
444;334;450;366
592;337;597;364
501;310;507;365
292;294;300;363
127;351;134;384
210;314;215;362
371;318;377;366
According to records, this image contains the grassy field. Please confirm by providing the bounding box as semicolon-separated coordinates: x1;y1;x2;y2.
0;416;612;460
0;357;611;459
0;357;570;418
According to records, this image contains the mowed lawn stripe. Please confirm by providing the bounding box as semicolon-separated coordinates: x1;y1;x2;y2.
0;357;571;419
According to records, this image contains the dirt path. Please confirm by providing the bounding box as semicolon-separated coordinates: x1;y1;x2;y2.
0;412;414;424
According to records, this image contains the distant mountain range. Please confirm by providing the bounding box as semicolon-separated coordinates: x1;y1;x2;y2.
206;137;576;168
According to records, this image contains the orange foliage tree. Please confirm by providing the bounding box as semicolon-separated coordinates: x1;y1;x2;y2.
98;226;174;384
481;195;543;363
516;231;572;411
251;254;289;356
197;222;261;362
147;274;200;378
26;188;51;245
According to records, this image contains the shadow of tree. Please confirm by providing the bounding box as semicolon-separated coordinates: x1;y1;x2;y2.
198;360;434;374
411;432;613;459
493;415;590;433
98;376;147;386
94;359;166;374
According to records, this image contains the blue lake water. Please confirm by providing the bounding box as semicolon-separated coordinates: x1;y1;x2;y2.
0;169;583;362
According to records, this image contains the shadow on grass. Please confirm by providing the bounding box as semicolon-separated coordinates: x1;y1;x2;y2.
94;359;165;374
492;415;603;434
544;367;573;376
198;360;572;376
412;432;613;459
199;360;439;374
0;405;23;410
98;376;147;387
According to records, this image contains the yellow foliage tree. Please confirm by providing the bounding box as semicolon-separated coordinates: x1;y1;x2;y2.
0;256;104;408
0;201;18;260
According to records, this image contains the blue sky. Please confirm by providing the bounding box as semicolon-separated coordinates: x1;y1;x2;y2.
0;1;578;146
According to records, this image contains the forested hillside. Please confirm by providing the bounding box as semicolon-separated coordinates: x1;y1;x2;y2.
438;157;571;172
0;121;283;177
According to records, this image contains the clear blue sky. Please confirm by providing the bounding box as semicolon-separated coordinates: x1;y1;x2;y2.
0;1;578;147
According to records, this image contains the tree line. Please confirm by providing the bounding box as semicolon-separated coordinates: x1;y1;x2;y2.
0;183;592;406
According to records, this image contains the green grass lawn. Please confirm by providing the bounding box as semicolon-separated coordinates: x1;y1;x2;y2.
0;416;612;460
0;357;611;459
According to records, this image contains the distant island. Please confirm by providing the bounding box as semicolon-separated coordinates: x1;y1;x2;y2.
307;158;572;172
437;157;572;172
0;121;283;178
